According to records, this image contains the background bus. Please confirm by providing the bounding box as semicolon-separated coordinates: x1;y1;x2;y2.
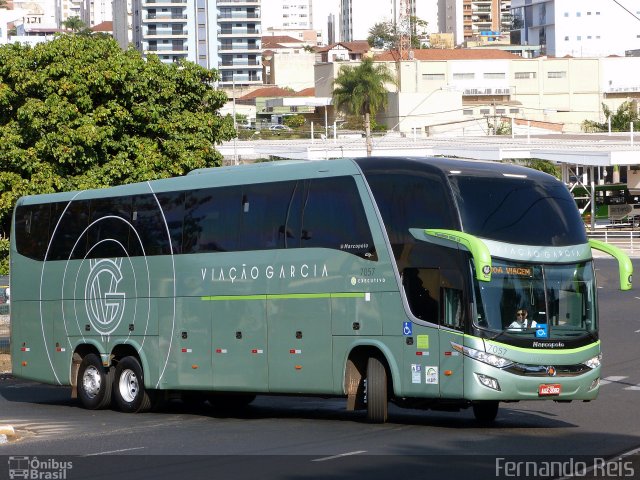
10;157;631;423
570;183;640;226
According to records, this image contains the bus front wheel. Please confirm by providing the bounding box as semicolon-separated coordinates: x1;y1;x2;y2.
472;401;499;423
77;353;113;410
113;356;153;413
366;356;388;423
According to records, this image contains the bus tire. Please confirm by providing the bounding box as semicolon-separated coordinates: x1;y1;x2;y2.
113;356;152;413
472;401;499;423
366;356;388;423
77;353;113;410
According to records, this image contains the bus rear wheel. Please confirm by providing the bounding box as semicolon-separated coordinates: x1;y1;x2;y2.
113;356;153;413
472;401;499;423
366;356;388;423
77;353;113;410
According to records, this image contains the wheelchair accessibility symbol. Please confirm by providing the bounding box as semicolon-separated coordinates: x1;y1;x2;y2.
403;322;412;336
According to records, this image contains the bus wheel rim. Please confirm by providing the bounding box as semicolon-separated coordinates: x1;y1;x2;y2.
119;369;139;403
82;366;102;399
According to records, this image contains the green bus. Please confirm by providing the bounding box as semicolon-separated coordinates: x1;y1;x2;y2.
10;157;632;423
570;182;640;225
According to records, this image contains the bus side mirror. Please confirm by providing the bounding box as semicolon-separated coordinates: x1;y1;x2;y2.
409;228;492;282
588;239;633;291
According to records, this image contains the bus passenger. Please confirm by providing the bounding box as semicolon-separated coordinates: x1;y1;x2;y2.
508;308;537;330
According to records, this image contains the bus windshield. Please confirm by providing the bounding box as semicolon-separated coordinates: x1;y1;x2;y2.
473;260;597;339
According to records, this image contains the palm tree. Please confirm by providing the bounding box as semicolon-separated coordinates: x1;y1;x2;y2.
62;16;91;35
332;57;396;157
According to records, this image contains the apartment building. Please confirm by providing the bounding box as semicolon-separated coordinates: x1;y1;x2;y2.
440;0;510;46
129;0;262;86
511;0;640;57
340;0;416;42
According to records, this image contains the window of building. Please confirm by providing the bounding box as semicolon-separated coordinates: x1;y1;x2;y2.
484;72;506;79
509;108;520;114
496;109;506;114
576;12;581;17
480;108;490;114
564;36;569;41
577;36;581;41
548;71;567;79
515;71;536;79
463;109;474;115
564;12;569;17
453;73;475;80
423;73;445;80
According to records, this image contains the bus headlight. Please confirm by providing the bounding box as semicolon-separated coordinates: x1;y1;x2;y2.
584;354;602;369
451;342;513;369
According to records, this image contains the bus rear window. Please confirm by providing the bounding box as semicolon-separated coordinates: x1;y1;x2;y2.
450;176;586;246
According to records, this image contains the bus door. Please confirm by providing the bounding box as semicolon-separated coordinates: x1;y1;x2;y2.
438;270;465;399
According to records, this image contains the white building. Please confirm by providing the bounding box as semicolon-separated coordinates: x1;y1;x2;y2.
79;0;113;27
261;0;313;31
340;0;416;42
511;0;640;57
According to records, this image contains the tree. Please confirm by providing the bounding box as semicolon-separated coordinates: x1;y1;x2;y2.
367;16;429;50
582;101;640;132
62;16;91;35
332;57;396;156
284;114;305;129
0;35;235;273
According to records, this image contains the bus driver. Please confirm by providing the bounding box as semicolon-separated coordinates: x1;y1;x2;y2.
508;308;537;330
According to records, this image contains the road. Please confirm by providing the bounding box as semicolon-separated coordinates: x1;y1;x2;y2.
0;258;639;480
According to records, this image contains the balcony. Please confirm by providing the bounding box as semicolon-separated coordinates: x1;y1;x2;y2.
142;0;187;5
144;13;188;22
217;13;260;21
217;0;260;5
219;29;260;37
219;44;261;52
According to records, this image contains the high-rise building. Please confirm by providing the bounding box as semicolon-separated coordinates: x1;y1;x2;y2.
130;0;261;87
79;0;113;27
439;0;510;46
511;0;640;57
261;0;312;31
340;0;416;42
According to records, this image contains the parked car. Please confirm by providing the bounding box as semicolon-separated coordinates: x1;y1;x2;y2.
268;124;292;131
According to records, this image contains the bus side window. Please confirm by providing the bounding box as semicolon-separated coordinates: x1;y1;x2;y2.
301;177;377;260
15;203;51;261
442;288;463;331
403;268;439;322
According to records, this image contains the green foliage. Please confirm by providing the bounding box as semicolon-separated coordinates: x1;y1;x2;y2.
332;58;395;118
284;114;305;129
61;16;92;35
0;35;234;274
333;58;396;155
520;159;561;179
367;16;429;50
582;101;640;132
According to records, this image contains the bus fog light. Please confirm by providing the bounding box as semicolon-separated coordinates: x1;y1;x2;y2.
476;374;501;391
589;378;600;391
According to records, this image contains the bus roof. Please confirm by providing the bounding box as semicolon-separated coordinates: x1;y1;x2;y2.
15;157;560;206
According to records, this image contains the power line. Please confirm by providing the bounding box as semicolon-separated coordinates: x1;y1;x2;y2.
611;0;640;23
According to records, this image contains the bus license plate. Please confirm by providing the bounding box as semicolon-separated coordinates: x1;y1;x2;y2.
538;384;561;396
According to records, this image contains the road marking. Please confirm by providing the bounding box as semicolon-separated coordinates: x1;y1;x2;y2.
624;385;640;391
83;447;146;456
312;450;367;462
599;376;627;386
